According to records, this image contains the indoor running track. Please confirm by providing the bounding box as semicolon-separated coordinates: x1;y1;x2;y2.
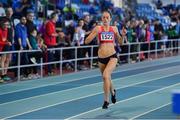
0;56;180;119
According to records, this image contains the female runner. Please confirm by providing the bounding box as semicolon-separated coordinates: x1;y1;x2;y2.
85;10;123;109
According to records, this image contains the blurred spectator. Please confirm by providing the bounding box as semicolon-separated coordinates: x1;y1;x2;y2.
154;19;164;41
38;20;47;37
143;21;151;59
119;24;128;63
44;12;58;47
166;23;179;52
138;20;146;42
83;15;91;62
13;0;34;19
28;29;43;78
43;12;59;75
63;4;77;20
72;19;85;46
121;25;128;44
14;16;32;78
65;21;75;43
145;22;151;43
166;25;177;39
113;20;122;54
56;30;74;70
15;16;32;50
36;32;47;51
127;21;133;43
154;19;164;50
148;20;155;53
0;18;12;81
26;10;36;36
6;6;14;47
88;19;98;64
149;20;155;41
72;19;87;69
56;30;69;47
29;29;39;49
83;15;91;38
5;6;14;79
114;20;122;32
130;20;138;62
175;17;180;37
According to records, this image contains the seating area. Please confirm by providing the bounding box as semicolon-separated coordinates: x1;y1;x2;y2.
136;3;171;30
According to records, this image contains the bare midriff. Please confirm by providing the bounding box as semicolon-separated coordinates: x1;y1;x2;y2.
98;43;116;58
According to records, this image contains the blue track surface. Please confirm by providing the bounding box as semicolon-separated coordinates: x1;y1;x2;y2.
0;56;180;119
1;61;180;104
137;105;176;119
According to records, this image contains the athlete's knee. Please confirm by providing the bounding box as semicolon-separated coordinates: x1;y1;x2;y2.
102;72;110;81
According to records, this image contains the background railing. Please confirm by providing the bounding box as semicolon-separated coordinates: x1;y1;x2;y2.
0;38;180;82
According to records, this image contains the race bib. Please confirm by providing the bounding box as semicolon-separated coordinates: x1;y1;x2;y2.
100;32;114;41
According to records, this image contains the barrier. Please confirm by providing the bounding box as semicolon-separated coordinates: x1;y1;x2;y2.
172;89;180;119
0;38;179;81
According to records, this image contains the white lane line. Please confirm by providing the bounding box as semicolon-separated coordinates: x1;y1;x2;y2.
0;60;180;96
129;103;171;120
65;83;180;120
2;74;180;120
1;66;180;106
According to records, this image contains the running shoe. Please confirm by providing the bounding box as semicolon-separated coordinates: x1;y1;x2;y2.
102;101;109;109
111;89;116;104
